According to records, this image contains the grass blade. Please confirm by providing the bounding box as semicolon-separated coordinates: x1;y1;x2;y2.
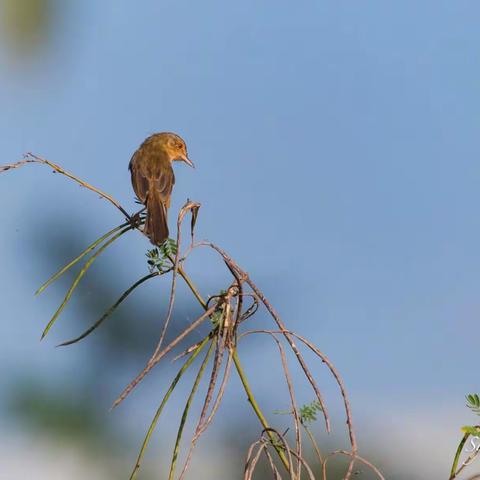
57;272;160;347
41;226;131;339
129;336;211;480
168;340;214;480
35;222;129;296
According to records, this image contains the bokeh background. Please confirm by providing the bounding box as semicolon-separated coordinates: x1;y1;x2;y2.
1;1;479;479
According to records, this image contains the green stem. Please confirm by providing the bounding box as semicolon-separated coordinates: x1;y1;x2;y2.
450;432;469;479
178;265;208;309
168;340;215;480
129;336;211;480
233;349;290;471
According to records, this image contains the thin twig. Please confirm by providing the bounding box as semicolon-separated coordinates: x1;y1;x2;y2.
112;303;216;409
284;448;316;480
197;348;234;438
257;331;302;478
173;263;292;472
178;294;234;480
286;332;357;476
262;428;295;478
239;293;259;323
234;352;291;471
168;340;214;480
264;448;283;480
245;443;268;480
152;200;200;359
324;450;385;480
129;336;211;480
196;241;331;434
244;441;265;480
303;424;323;466
1;154;131;219
178;346;234;480
242;328;358;476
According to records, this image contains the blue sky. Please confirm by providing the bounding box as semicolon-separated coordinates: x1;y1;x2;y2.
1;1;480;478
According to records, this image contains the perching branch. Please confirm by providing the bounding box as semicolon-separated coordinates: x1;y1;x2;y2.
1;153;384;480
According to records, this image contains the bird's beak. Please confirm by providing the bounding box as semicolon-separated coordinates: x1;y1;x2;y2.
182;156;195;168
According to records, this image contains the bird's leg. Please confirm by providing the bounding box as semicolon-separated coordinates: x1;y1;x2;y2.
130;206;146;229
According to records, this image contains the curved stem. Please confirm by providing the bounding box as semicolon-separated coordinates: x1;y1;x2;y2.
177;264;207;309
57;271;161;347
168;340;215;480
304;424;323;465
41;226;132;339
129;336;210;480
35;222;129;296
450;432;474;479
175;264;290;472
233;349;290;471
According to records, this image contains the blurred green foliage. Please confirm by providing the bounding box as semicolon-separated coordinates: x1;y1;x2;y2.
1;0;54;55
9;381;110;449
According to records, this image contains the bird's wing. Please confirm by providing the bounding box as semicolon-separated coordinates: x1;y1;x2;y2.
129;158;149;203
150;164;175;207
129;154;174;205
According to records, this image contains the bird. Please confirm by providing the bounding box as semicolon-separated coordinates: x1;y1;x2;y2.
129;132;194;245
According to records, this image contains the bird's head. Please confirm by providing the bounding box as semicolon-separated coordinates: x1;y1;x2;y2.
152;132;194;168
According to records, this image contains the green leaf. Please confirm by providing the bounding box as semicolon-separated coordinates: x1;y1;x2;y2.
168;339;214;480
146;248;165;273
466;393;480;416
57;272;159;347
41;226;131;339
210;310;223;327
146;239;179;273
160;238;178;258
35;222;129;295
129;337;211;480
299;400;323;425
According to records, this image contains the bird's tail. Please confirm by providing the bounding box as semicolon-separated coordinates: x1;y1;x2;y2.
145;190;169;246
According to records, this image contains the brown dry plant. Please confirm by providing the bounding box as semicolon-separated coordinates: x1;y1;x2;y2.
1;152;384;480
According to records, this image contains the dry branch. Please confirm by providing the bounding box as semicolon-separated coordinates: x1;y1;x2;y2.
1;153;385;480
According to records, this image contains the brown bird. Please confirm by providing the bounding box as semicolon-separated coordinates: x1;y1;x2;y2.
129;132;194;245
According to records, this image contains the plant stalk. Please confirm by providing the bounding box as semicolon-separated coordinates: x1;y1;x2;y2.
175;264;291;472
